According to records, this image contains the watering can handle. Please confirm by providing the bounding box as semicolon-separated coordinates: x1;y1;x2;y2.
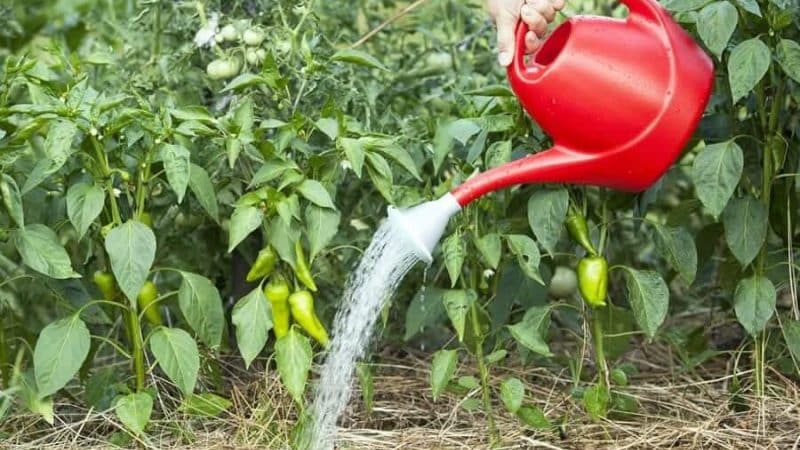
511;0;666;81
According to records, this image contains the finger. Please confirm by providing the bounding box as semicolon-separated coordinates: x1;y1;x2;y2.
551;0;566;11
495;10;517;66
525;30;542;53
529;0;556;22
521;5;548;37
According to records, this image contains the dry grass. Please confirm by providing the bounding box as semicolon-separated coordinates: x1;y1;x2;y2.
2;340;799;450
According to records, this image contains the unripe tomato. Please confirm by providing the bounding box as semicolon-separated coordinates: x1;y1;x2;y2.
206;58;240;80
219;24;238;42
255;49;266;62
425;52;452;70
548;266;578;298
246;49;259;66
242;28;265;46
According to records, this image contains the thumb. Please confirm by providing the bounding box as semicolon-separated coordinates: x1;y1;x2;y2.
495;10;518;66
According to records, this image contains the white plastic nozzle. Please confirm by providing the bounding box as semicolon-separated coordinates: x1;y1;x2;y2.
387;193;462;264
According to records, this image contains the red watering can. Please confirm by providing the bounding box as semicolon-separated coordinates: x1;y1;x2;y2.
450;0;714;206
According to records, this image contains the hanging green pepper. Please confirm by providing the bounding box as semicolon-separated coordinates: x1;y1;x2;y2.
246;245;278;282
565;209;597;256
577;255;608;308
137;280;163;326
265;275;291;338
288;290;329;347
93;271;118;301
293;240;318;292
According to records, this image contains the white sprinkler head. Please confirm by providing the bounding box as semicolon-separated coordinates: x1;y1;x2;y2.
387;193;462;264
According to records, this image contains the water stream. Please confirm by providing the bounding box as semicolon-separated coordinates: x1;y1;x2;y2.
303;213;424;450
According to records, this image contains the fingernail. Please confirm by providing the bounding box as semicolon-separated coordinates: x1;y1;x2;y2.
498;51;513;66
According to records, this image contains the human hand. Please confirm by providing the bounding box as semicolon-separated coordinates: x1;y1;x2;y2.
485;0;566;66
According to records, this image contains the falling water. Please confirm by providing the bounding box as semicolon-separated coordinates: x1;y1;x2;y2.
303;213;424;450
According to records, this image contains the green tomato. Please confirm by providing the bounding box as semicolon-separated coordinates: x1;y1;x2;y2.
246;49;259;66
206;58;240;80
219;24;238;42
425;52;452;70
548;266;578;298
242;28;265;46
256;49;266;62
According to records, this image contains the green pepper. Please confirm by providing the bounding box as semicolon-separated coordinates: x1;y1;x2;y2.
137;212;153;228
293;240;317;292
246;245;277;283
265;275;291;338
93;271;118;301
565;209;597;256
577;255;608;308
288;290;329;347
137;280;163;326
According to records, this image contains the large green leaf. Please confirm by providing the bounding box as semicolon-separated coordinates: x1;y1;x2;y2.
722;195;768;267
22;120;78;193
66;182;105;239
442;232;466;287
304;204;340;262
782;320;800;368
443;289;476;342
114;392;152;435
506;234;543;284
178;272;225;349
33;314;90;398
161;144;191;203
527;187;569;257
149;327;200;396
188;163;219;222
776;39;800;84
13;224;80;279
653;224;697;285
180;392;232;417
231;287;272;369
403;288;447;341
733;275;775;336
697;1;738;58
621;268;669;338
727;38;771;104
507;305;552;356
0;174;24;228
228;205;264;252
104;220;156;302
331;48;388;71
275;328;313;405
430;349;458;401
475;233;501;269
500;377;525;414
691;140;743;218
296;179;335;209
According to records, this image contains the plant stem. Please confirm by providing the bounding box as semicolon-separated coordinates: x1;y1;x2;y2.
753;333;763;396
591;308;608;389
470;299;498;447
0;321;8;388
91;137;122;225
135;146;154;218
124;306;146;392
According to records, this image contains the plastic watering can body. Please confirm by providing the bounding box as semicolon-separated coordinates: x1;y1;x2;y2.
450;0;714;206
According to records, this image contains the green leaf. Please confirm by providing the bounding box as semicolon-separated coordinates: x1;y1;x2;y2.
691;140;743;218
221;73;268;92
231;287;272;369
228;206;264;253
782;320;800;367
485;140;512;169
527;188;569;257
776;39;800;84
466;129;488;164
506;234;543;284
430;349;458;401
13;224;80;279
22;120;78;193
728;38;771;104
149;327;200;396
500;378;525;413
517;405;551;429
162;144;191;203
331;48;388;71
372;143;422;181
403;288;447;341
457;375;480;390
275;328;313;405
442;232;466;287
297;179;336;209
432;124;454;174
507;305;552;356
178;272;225;349
66;182;105;239
340;138;365;178
583;384;609;421
463;85;514;96
315;118;338;140
250;159;298;187
356;363;374;414
169;106;215;123
268;215;300;269
475;233;501;269
104;220;156;302
18;371;54;424
722;195;768;267
735;0;761;16
180;393;232;417
188;163;219;222
0;174;24;228
114;392;152;435
661;0;713;12
733;275;775;336
305;204;340;262
446;119;481;145
621;268;669;338
33;314;90;398
697;2;738;58
653;224;697;285
443;289;476;342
